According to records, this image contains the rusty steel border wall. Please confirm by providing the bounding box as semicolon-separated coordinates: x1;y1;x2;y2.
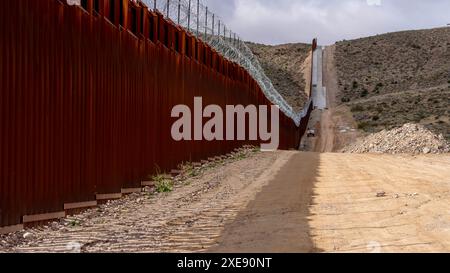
0;0;314;229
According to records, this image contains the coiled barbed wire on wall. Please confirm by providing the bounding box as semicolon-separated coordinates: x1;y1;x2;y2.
71;0;311;125
144;0;313;126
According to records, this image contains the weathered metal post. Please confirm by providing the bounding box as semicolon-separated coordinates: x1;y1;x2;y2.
196;0;200;37
204;7;208;40
218;20;221;39
166;0;170;18
187;0;191;31
177;0;181;24
212;14;214;36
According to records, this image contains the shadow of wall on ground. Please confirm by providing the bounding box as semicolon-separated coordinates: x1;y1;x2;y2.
207;152;324;253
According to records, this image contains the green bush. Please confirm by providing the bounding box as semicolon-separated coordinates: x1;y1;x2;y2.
152;173;174;193
155;179;173;193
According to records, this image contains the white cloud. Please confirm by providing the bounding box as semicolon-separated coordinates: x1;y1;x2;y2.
366;0;382;6
206;0;450;45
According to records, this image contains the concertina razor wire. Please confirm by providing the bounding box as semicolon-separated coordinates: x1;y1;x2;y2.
72;0;312;126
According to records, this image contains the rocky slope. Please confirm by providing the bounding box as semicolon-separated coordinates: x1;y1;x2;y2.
246;42;311;112
334;27;450;140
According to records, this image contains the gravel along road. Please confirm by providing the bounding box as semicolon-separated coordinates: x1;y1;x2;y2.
2;150;450;253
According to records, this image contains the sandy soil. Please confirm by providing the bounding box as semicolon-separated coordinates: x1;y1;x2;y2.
0;150;290;253
213;152;450;253
2;150;449;253
210;152;319;253
309;153;450;253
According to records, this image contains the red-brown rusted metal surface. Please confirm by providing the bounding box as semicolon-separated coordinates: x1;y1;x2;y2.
0;0;313;228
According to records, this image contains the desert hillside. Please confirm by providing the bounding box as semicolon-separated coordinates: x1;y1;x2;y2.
334;27;450;140
246;42;311;112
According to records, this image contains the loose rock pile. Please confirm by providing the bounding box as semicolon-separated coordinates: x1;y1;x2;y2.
342;123;450;154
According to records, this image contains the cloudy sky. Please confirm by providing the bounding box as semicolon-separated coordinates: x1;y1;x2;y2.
206;0;450;45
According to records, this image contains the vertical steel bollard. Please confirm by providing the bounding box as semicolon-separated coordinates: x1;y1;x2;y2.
166;0;170;18
204;7;208;40
177;0;181;25
196;0;199;37
187;0;191;31
212;14;214;36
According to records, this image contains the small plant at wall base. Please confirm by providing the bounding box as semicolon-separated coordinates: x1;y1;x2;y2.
69;220;81;228
156;180;173;193
178;162;201;178
152;174;174;193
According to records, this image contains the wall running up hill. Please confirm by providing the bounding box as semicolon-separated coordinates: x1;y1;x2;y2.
0;0;313;230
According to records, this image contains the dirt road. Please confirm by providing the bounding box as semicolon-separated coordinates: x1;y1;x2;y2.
2;150;450;253
309;153;450;252
315;46;337;152
212;152;450;253
303;45;361;153
0;150;292;253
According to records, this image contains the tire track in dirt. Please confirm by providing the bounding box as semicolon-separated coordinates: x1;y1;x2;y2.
2;149;449;253
1;151;293;253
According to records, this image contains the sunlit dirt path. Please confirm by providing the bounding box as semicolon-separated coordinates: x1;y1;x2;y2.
213;152;450;253
2;151;450;253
